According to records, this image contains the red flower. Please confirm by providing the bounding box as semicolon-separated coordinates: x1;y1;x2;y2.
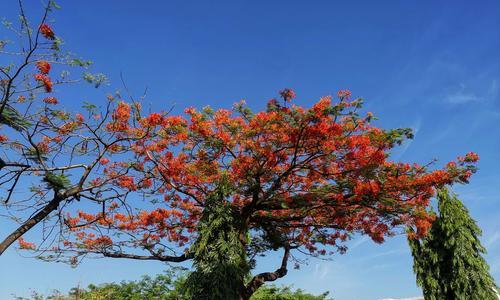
142;113;164;127
459;152;479;163
43;97;58;104
0;135;7;142
99;158;110;165
337;89;351;99
107;102;131;132
39;24;55;40
18;237;36;250
76;113;85;123
36;61;51;74
279;88;296;102
116;176;137;191
34;74;53;93
113;102;131;122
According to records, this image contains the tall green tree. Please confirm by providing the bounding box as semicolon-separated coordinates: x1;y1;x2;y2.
182;177;251;300
408;188;497;300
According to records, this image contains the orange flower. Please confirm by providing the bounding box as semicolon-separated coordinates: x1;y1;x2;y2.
116;176;137;190
34;74;53;93
107;102;131;132
36;60;51;74
337;89;351;99
459;152;479;163
43;97;58;104
142;113;164;127
39;24;55;40
99;158;110;165
279;88;296;102
18;237;36;250
75;113;85;123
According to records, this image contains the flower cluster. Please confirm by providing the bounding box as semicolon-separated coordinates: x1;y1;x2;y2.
36;60;51;74
18;237;36;250
337;89;351;99
141;113;164;127
279;88;296;102
107;102;131;132
34;74;53;93
458;152;479;163
43;97;58;104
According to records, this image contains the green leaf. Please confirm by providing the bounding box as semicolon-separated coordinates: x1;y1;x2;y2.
0;104;32;131
43;172;71;191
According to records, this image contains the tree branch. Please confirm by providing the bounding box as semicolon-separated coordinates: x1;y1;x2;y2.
244;246;290;299
101;251;193;263
0;195;61;255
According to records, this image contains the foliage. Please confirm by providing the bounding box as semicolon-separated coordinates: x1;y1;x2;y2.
0;104;31;131
43;172;71;191
183;177;251;299
14;273;332;300
408;188;497;300
251;285;333;300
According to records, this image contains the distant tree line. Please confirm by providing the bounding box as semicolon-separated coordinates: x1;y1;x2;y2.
13;270;333;300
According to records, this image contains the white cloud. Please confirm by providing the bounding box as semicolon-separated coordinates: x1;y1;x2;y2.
445;84;481;104
446;92;481;104
445;79;498;104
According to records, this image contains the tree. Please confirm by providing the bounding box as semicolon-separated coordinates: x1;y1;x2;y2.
1;3;480;299
408;188;497;300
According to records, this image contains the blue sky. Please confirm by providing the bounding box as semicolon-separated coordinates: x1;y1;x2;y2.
1;0;499;299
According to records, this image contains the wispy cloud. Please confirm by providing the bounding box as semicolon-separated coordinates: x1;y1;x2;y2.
488;79;498;98
445;79;499;105
445;83;481;104
394;118;421;159
349;236;369;251
486;231;500;248
489;257;500;275
313;262;331;280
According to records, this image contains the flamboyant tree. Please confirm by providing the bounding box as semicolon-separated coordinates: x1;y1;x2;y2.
408;188;497;300
1;3;481;300
49;93;478;299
